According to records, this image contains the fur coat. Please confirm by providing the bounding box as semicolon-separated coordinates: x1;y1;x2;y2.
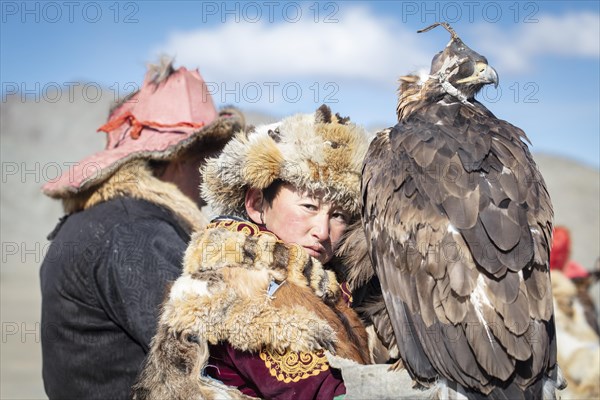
132;218;370;399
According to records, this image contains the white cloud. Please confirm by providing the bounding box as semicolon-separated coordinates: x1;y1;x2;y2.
470;12;600;73
153;5;433;84
155;8;599;83
150;6;599;126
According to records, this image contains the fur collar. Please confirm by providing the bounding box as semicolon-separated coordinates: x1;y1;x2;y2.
163;220;339;354
61;160;207;233
160;219;369;363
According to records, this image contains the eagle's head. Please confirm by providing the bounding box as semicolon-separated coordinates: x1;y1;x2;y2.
423;22;499;101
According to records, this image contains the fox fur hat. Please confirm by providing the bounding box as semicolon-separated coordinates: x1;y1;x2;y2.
202;105;370;218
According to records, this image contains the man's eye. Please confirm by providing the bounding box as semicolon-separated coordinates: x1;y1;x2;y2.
302;203;318;211
332;212;349;223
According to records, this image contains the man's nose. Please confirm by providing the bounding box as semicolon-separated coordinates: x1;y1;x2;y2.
311;213;330;241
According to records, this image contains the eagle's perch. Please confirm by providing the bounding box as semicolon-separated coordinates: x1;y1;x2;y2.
344;22;565;399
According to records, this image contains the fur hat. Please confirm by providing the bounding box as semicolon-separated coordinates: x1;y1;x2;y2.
43;58;244;198
201;105;370;217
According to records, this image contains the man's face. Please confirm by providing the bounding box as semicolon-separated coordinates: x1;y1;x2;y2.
261;183;350;264
176;156;207;208
163;146;223;209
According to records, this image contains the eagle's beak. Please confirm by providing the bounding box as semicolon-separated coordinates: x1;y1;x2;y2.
481;64;499;88
457;61;499;88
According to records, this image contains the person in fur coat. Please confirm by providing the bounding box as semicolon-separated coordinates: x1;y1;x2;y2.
39;60;244;399
132;105;373;399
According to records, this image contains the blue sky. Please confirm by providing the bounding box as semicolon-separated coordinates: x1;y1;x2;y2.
2;1;599;168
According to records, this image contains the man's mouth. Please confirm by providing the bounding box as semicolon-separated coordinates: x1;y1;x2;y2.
304;245;324;257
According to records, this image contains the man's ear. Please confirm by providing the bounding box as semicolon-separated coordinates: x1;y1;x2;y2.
245;188;264;224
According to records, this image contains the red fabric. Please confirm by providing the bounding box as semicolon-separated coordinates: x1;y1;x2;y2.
563;260;590;279
207;343;346;400
550;226;589;279
550;226;571;271
97;111;205;140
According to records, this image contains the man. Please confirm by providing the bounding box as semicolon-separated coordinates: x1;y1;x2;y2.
39;60;244;399
132;105;373;399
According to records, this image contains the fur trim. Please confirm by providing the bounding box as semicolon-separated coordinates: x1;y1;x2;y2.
132;323;256;400
147;55;176;85
202;105;369;217
164;224;344;354
162;275;338;354
154;219;369;357
62;160;207;233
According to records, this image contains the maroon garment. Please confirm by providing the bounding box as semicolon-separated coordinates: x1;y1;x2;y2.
206;343;346;399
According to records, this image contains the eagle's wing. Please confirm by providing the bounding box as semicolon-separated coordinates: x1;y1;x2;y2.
362;102;556;395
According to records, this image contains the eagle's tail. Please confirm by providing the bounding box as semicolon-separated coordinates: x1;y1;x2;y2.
541;365;567;399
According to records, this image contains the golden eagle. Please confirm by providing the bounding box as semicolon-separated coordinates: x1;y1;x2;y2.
349;23;565;398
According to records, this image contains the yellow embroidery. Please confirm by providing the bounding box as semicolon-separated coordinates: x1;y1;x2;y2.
260;347;329;383
206;219;278;240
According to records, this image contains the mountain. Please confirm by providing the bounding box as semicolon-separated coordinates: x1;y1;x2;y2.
1;90;598;399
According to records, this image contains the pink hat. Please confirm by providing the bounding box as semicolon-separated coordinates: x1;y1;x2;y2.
43;62;243;198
